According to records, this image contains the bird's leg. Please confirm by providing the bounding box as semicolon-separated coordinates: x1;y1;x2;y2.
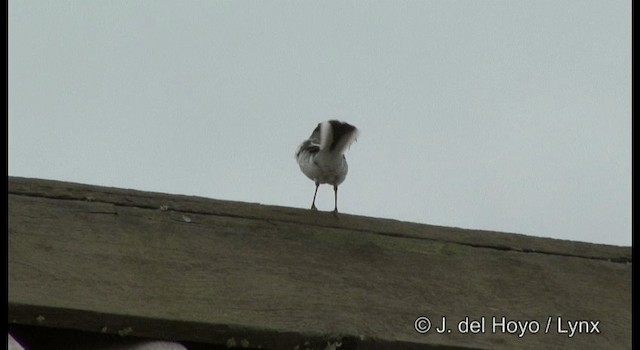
311;182;319;210
333;185;339;214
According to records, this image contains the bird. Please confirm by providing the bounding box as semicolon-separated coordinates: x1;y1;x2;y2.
295;120;359;213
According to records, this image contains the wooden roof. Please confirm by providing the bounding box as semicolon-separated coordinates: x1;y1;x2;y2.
8;177;631;349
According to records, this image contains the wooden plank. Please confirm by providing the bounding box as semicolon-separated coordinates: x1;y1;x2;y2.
8;177;631;349
8;176;631;262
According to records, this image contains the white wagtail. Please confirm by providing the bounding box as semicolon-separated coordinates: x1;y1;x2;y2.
295;120;359;213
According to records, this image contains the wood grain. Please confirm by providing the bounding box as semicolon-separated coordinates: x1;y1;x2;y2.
8;177;631;349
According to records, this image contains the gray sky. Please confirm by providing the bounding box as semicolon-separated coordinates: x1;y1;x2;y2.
9;1;631;246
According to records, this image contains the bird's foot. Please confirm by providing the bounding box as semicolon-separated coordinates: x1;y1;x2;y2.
311;204;318;211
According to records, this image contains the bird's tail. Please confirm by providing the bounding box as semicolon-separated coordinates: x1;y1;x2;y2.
319;120;359;154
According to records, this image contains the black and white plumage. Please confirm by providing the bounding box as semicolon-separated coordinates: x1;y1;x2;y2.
295;120;359;213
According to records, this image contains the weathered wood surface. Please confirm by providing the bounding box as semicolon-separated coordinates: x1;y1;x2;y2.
8;177;631;349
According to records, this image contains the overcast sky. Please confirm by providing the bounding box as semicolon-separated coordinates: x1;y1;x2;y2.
9;1;631;246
